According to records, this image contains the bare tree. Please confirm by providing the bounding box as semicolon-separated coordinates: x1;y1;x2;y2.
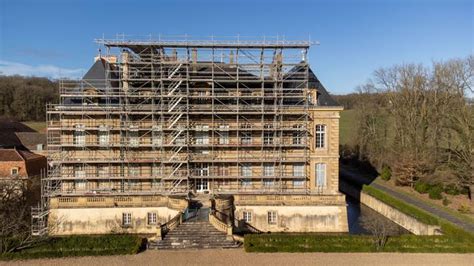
360;215;397;251
0;177;46;254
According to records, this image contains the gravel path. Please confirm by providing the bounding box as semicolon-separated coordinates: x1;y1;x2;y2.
340;167;474;233
1;250;473;266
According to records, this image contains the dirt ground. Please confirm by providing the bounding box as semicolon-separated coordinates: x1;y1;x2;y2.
1;249;473;266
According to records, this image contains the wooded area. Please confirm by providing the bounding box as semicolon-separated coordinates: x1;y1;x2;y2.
342;55;473;198
0;76;58;122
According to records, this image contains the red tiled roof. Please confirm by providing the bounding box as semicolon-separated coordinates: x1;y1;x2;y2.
0;149;24;161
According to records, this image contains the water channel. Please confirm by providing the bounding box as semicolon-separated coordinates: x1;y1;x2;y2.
346;195;410;235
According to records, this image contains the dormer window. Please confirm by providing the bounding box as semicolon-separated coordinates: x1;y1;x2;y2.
11;167;19;176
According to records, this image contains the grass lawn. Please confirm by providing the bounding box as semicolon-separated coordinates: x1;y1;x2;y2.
21;121;47;133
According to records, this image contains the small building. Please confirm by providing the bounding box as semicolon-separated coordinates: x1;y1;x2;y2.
0;148;46;202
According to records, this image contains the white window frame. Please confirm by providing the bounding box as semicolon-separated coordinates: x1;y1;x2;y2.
73;125;85;146
242;211;252;223
263;164;274;176
129;129;139;147
293;164;304;177
316;163;327;188
122;212;132;226
147;212;157;225
267;211;277;225
195;131;209;145
315;124;326;149
74;165;86;178
11;167;19;176
240;132;252;145
98;125;109;146
293;179;304;187
293;124;303;145
263;132;273;145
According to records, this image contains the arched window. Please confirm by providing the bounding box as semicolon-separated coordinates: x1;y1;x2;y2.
315;124;326;148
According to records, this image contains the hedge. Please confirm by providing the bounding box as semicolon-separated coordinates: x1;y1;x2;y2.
1;235;145;261
244;185;474;253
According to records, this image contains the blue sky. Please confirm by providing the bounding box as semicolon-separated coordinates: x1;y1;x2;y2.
0;0;472;94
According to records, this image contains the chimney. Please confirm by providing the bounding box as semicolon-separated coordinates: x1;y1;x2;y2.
192;48;197;72
229;50;234;64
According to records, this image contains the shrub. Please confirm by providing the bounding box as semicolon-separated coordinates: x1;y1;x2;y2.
0;235;145;261
428;185;443;200
414;181;431;194
458;205;471;214
380;166;391;181
444;184;460;196
442;197;451;206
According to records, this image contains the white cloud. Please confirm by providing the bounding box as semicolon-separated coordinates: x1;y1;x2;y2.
0;60;85;79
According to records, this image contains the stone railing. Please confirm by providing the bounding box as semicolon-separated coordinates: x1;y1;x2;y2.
156;211;183;240
234;194;345;206
50;195;188;210
209;211;233;236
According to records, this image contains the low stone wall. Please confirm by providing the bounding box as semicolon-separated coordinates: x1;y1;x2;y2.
234;205;348;233
49;206;180;235
340;179;441;235
48;195;188;235
233;193;348;233
360;193;441;235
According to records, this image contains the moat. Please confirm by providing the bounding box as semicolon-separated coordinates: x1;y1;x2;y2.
346;196;409;235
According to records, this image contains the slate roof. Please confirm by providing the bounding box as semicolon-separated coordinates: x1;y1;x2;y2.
15;132;46;150
285;64;339;107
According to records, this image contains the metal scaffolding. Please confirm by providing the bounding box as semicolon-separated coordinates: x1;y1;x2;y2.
43;35;316;204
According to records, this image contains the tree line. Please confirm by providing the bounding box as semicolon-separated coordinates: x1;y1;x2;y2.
0;76;58;121
343;55;473;198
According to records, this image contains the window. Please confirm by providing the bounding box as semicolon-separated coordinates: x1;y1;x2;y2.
218;165;229;176
10;167;19;176
129;129;139;147
293;179;304;187
240;132;252;145
241;164;252;177
98;129;109;146
75;180;87;191
147;212;157;225
263;132;273;145
74;165;85;178
293;124;303;144
97;166;108;178
263;179;274;187
263;164;274;176
129;165;140;177
196;163;209;176
152;126;162;146
195;131;209;145
242;211;252;223
316;163;327;188
293;164;304;177
267;211;277;225
122;213;132;226
73;125;85;146
240;164;252;186
219;125;229;144
315;124;326;148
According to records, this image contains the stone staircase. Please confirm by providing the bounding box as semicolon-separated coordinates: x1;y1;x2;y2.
148;208;240;250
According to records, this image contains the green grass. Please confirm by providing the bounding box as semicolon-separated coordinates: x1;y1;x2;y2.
339;109;357;146
362;185;439;225
1;235;145;261
21;121;47;133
